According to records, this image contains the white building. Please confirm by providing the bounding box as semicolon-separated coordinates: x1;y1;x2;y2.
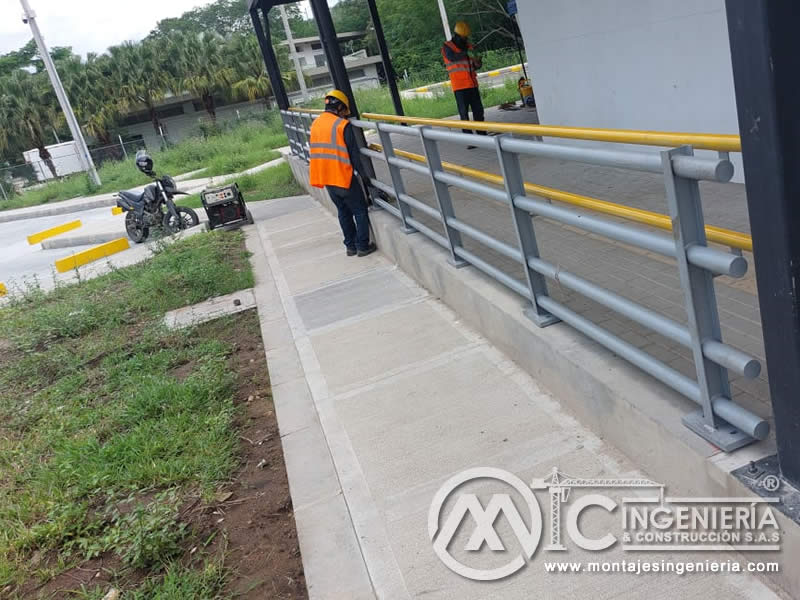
280;31;382;89
516;0;744;179
23;141;84;182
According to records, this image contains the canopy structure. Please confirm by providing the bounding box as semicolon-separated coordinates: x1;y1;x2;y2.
248;0;404;117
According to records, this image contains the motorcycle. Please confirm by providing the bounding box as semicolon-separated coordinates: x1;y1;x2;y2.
115;150;199;243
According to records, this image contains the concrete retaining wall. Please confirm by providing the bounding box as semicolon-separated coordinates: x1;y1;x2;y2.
287;155;798;597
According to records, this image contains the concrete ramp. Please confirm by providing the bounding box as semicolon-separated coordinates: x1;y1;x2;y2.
247;198;781;599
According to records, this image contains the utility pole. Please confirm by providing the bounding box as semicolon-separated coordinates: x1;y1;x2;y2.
19;0;101;186
279;4;308;102
437;0;452;40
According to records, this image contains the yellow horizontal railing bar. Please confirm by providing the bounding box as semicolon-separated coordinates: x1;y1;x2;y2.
54;237;130;274
288;107;324;115
368;143;753;252
27;219;82;245
362;113;741;152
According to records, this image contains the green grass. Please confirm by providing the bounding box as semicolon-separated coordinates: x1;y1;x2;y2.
301;78;521;118
178;160;304;210
0;230;254;596
2;114;287;212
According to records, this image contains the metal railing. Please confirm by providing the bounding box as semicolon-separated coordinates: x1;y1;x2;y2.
280;108;767;452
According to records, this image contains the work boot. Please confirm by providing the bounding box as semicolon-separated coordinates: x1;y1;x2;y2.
346;247;357;256
357;242;377;257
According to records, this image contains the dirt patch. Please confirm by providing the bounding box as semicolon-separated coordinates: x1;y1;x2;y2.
196;312;306;599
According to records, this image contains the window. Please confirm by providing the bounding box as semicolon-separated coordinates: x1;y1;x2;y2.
348;69;365;79
311;42;322;50
314;53;326;67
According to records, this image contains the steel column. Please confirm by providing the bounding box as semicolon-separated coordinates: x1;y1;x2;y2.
365;0;404;116
419;127;468;267
662;146;753;451
727;0;800;486
497;135;558;327
376;127;415;233
251;3;290;110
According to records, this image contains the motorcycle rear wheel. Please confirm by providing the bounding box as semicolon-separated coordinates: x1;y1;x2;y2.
125;211;149;243
162;206;199;234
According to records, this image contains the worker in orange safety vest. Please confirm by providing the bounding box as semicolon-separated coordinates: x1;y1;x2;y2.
309;90;377;257
441;21;485;143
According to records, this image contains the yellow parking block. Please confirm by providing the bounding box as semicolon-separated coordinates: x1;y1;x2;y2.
415;86;430;93
27;219;82;245
0;282;7;296
488;70;501;77
111;206;123;215
510;65;522;72
55;237;130;274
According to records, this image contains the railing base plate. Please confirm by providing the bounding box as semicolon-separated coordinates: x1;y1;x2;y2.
401;226;417;235
682;410;756;452
448;257;469;269
523;307;561;328
731;454;800;524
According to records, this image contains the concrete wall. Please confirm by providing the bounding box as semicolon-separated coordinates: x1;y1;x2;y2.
516;0;744;180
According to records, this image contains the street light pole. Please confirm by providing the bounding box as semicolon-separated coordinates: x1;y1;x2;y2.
19;0;101;186
437;0;452;40
279;4;309;102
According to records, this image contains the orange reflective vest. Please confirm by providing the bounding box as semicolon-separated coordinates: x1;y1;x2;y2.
309;111;354;189
441;40;479;91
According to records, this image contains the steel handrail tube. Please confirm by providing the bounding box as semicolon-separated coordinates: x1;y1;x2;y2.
453;246;532;298
526;255;760;377
434;171;509;204
398;193;443;221
446;217;524;263
422;128;498;151
360;148;386;162
366;142;753;251
361;112;742;152
405;216;448;248
378;122;419;137
513;195;746;277
387;156;430;177
535;296;767;439
499;137;733;183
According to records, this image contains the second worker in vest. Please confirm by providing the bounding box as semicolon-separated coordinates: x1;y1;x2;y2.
441;21;485;145
309;90;377;257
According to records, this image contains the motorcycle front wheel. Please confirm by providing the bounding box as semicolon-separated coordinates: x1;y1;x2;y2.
162;206;199;234
125;211;149;243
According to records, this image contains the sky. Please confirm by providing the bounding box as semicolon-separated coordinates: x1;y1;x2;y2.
0;0;315;57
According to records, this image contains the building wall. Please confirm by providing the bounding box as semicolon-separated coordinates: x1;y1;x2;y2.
119;99;269;150
516;0;744;180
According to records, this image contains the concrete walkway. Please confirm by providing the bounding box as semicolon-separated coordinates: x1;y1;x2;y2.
247;195;780;599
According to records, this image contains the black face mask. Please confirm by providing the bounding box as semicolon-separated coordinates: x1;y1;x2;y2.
453;35;468;50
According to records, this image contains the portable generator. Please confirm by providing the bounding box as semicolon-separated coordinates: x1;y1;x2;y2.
201;183;253;230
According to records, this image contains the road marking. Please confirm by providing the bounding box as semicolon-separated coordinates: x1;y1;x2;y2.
54;237;130;273
27;219;82;245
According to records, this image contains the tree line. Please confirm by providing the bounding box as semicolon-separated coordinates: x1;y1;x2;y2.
0;0;520;172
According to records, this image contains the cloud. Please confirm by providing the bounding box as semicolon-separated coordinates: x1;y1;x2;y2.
0;0;223;56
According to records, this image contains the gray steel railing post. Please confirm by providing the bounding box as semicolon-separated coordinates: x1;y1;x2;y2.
419;126;468;267
377;125;415;233
662;145;751;451
280;111;298;158
497;134;559;326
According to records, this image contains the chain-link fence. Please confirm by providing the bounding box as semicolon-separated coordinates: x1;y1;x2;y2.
0;139;147;201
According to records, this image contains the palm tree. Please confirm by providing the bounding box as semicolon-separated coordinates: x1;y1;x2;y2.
107;40;174;135
169;32;234;123
228;34;298;107
58;53;121;148
0;70;62;178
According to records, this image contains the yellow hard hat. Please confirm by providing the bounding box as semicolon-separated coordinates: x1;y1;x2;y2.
454;21;471;37
325;89;351;113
